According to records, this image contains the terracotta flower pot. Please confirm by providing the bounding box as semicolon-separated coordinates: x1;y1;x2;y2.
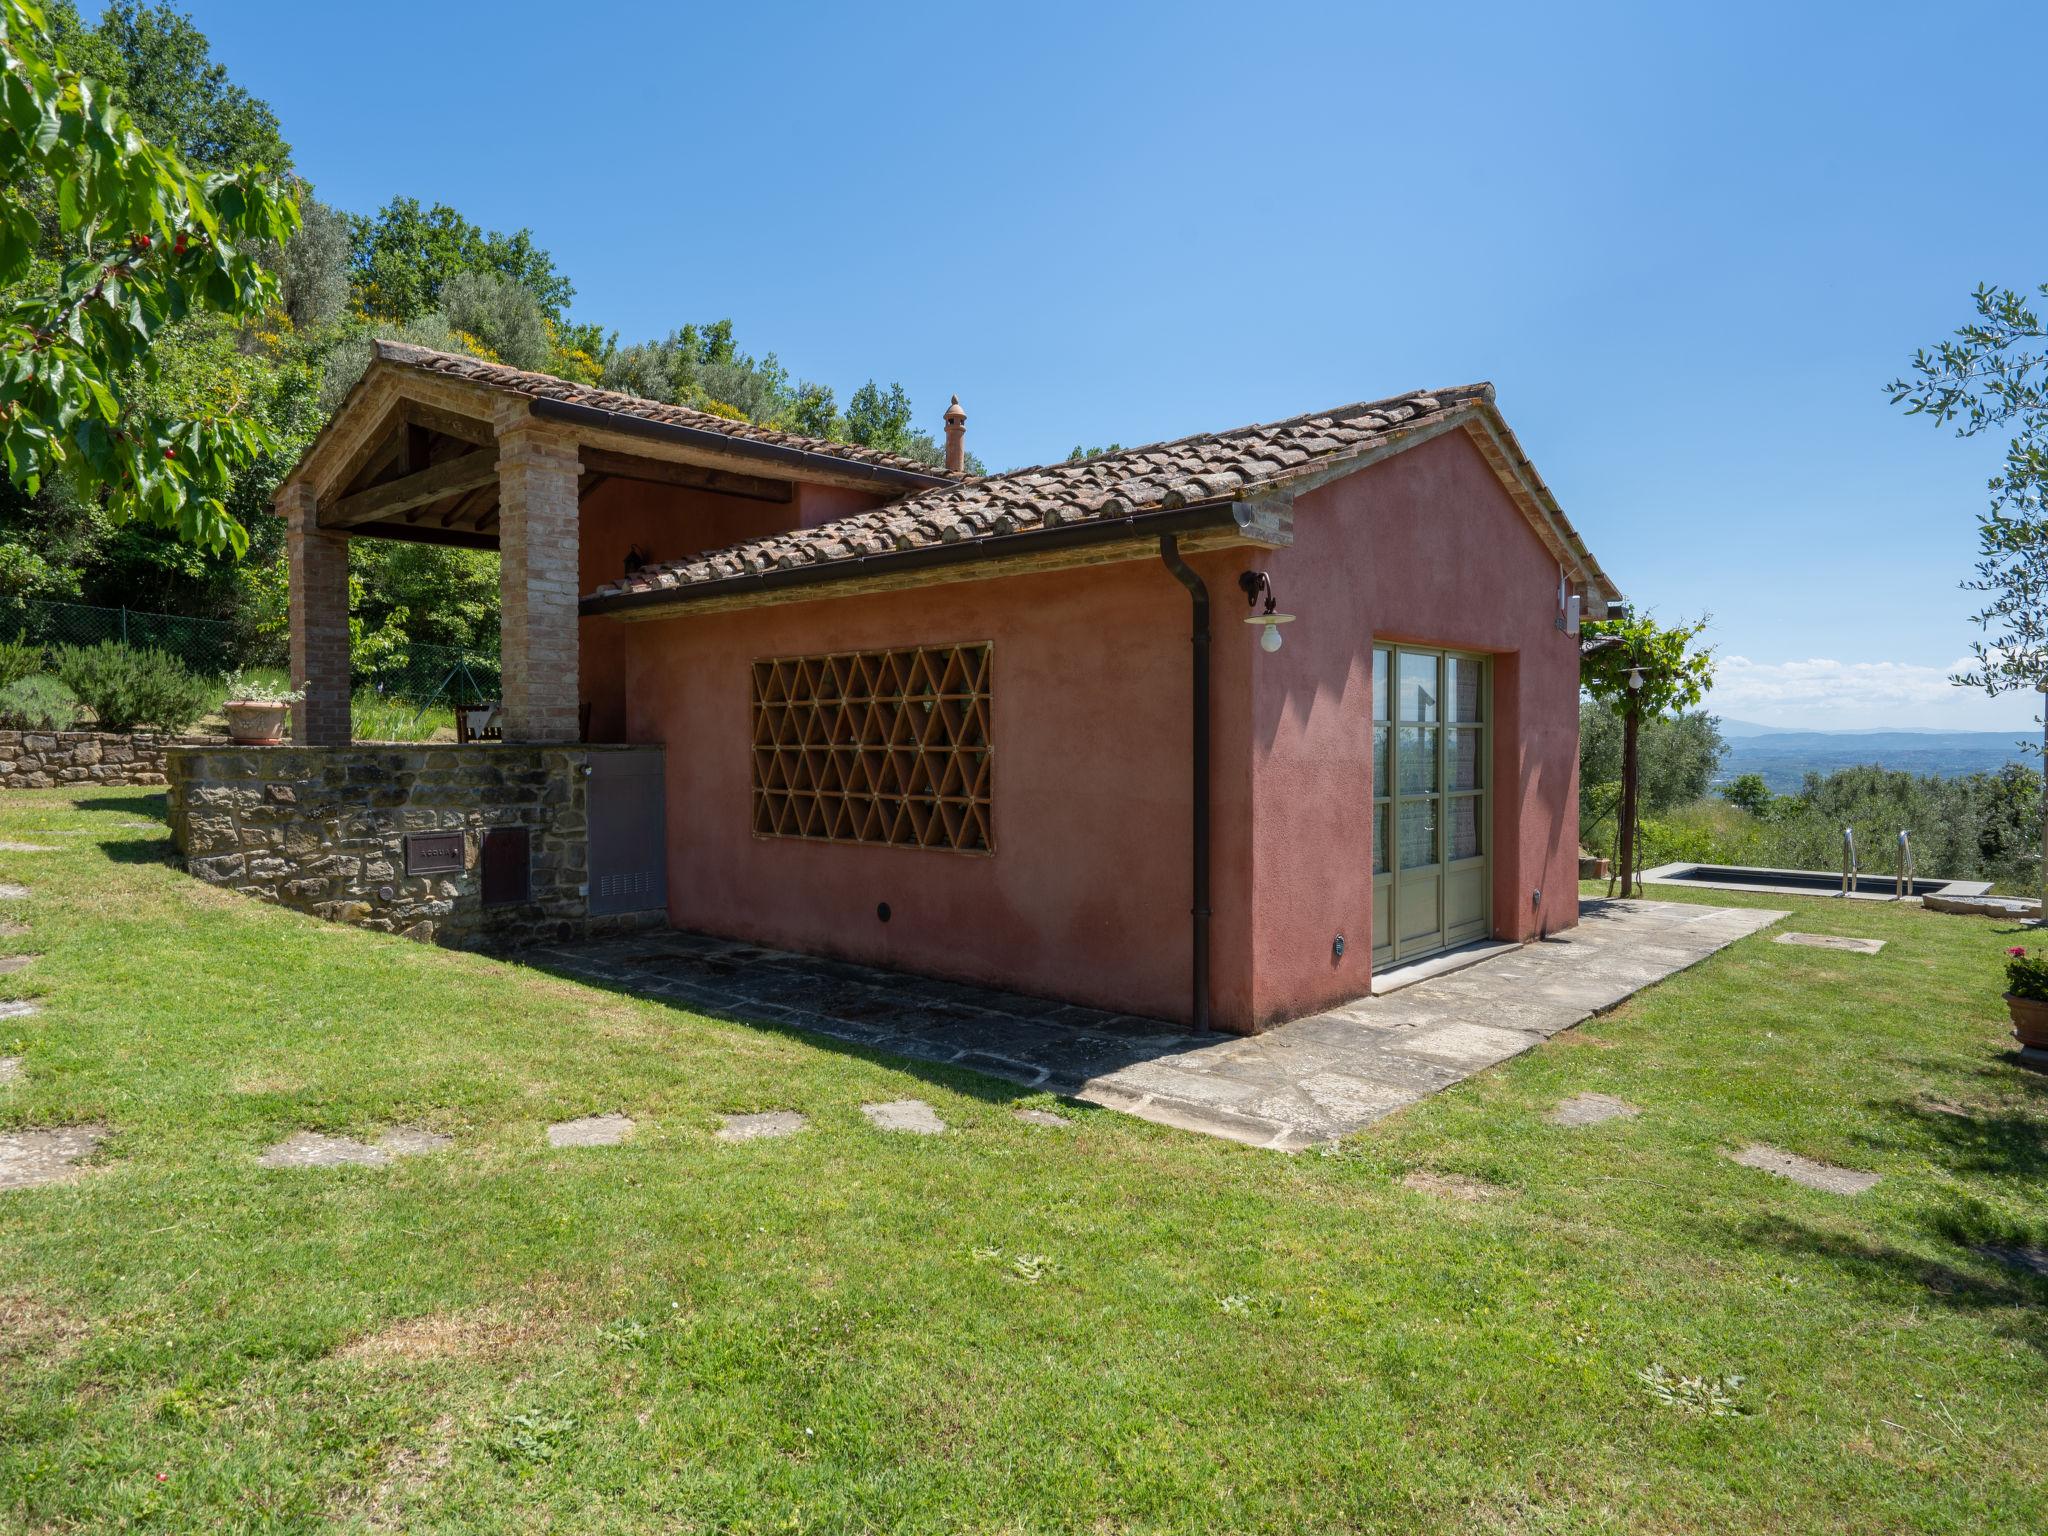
223;699;289;746
2005;993;2048;1056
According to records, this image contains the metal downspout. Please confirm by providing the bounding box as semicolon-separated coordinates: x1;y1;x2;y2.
1159;535;1211;1033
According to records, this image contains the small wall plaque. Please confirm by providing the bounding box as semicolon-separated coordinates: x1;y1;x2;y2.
403;830;465;875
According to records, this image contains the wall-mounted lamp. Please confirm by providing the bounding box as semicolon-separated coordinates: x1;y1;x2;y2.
1237;571;1296;653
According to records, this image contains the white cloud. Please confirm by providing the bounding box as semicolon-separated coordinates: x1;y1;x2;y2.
1708;655;2041;732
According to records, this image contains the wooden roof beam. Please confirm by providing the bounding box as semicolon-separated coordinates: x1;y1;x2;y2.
323;448;500;530
578;447;793;505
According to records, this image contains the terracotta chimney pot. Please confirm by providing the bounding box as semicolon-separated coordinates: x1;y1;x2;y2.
943;395;967;473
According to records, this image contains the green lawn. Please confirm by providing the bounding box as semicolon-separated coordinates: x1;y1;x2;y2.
2;787;2044;1533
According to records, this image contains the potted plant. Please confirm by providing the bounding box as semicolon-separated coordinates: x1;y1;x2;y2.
2003;947;2048;1061
219;672;303;746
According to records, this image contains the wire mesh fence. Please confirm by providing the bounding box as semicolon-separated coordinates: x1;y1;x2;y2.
0;598;501;707
359;646;501;708
0;598;248;677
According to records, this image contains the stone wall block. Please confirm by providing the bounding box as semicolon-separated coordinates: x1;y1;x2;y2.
164;743;660;953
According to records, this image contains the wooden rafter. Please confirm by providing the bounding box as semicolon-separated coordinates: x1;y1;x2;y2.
323;449;499;530
580;447;792;505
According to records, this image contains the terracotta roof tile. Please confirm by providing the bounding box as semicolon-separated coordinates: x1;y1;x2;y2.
372;340;960;483
588;383;1500;603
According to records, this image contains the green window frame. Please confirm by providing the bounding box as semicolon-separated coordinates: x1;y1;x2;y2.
1373;646;1489;964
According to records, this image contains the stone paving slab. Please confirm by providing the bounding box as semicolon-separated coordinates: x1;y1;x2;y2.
862;1099;946;1135
0;1056;19;1085
716;1111;806;1142
0;999;38;1020
0;841;56;853
1726;1143;1879;1194
1774;932;1886;955
0;1124;106;1190
1549;1092;1641;1127
0;884;29;900
1014;1108;1072;1128
547;1113;634;1148
259;1126;452;1168
534;898;1784;1152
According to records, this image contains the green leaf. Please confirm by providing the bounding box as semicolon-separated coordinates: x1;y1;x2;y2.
30;95;58;154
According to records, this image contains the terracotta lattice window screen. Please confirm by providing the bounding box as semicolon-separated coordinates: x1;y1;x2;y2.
751;643;993;853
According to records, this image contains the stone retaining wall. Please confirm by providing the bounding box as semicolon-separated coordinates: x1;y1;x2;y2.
165;743;664;949
0;729;210;789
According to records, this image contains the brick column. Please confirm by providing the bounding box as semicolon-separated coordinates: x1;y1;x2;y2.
281;484;351;745
495;417;582;743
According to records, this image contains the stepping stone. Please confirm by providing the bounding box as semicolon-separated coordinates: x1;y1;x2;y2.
1774;932;1885;955
1014;1108;1072;1128
0;1000;37;1020
547;1112;634;1148
0;922;25;939
0;885;29;901
1399;1169;1507;1203
1548;1092;1640;1127
0;842;55;853
259;1126;451;1168
0;956;34;974
1726;1143;1879;1195
862;1099;946;1135
0;1056;20;1085
0;1124;105;1191
375;1125;455;1157
716;1110;807;1142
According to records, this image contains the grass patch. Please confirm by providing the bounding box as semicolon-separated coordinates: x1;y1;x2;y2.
0;788;2044;1530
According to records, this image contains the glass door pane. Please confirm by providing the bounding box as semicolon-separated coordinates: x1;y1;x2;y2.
1379;648;1490;963
1397;651;1439;722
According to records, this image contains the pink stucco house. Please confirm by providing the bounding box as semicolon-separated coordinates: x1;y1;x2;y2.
237;343;1619;1035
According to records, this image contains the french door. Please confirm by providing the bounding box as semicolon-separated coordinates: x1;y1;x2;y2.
1371;646;1490;965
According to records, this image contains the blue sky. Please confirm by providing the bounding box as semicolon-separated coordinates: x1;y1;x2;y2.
191;0;2048;731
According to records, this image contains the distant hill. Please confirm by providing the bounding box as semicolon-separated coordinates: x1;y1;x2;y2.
1718;718;1969;739
1718;729;2034;792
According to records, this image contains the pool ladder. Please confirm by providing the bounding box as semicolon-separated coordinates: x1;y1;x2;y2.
1841;826;1914;898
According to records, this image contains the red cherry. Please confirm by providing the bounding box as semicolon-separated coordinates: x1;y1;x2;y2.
163;447;176;460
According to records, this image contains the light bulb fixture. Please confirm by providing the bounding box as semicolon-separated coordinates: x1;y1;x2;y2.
1237;570;1296;654
1627;664;1645;692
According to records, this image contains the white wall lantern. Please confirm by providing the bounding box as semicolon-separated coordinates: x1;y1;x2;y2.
1237;571;1296;653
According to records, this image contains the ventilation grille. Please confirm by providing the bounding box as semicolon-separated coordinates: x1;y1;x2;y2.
750;644;993;854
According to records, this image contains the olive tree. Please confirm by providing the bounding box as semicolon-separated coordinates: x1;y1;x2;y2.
1581;611;1715;896
1890;281;2048;912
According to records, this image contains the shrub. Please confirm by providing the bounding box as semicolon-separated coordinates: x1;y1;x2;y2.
51;643;210;733
0;675;77;731
2006;947;2048;1003
0;640;44;693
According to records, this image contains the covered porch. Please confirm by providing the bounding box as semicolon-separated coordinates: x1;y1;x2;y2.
275;342;954;746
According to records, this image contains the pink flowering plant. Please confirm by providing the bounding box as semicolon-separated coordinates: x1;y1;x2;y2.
2005;947;2048;1002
